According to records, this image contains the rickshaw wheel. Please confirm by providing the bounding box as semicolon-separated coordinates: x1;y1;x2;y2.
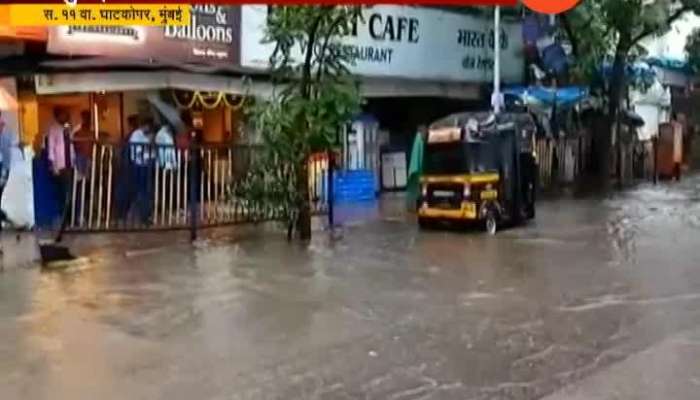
526;203;536;219
484;209;498;235
418;217;432;230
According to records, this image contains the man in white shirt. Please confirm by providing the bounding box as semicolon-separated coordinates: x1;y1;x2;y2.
155;124;176;170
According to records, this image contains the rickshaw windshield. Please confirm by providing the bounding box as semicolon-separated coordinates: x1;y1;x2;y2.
423;142;498;175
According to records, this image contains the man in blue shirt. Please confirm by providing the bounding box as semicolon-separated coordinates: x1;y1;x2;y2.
128;117;155;225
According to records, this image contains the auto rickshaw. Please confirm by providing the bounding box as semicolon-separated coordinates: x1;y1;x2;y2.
417;111;538;234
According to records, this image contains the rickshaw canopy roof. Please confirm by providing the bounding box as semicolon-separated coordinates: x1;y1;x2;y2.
429;111;537;137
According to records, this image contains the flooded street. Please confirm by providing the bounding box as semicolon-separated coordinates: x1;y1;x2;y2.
2;176;700;400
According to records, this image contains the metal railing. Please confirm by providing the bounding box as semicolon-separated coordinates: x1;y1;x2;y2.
62;141;328;232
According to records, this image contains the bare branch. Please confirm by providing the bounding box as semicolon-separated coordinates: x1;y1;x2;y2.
315;10;350;81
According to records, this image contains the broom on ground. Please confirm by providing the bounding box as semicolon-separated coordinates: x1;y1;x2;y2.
38;209;78;266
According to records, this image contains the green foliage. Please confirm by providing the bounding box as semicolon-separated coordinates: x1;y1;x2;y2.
686;27;700;71
559;1;699;181
237;6;362;239
563;0;700;84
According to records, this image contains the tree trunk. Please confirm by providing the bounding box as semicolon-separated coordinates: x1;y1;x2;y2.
296;159;312;240
291;12;323;241
599;41;628;186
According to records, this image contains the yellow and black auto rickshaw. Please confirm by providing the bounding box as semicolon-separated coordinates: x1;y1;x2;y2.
417;111;537;234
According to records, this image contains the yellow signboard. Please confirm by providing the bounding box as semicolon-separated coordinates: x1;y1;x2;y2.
2;4;190;27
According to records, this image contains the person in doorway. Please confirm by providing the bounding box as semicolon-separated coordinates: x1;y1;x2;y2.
154;123;177;224
175;111;193;151
47;106;76;241
128;116;155;225
115;115;140;222
155;123;176;170
72;110;93;177
125;115;139;143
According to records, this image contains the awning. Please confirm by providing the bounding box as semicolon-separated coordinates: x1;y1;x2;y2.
34;70;274;98
359;77;481;100
0;54;265;76
34;70;483;101
25;54;483;100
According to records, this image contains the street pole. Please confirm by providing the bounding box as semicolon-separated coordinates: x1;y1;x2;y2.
493;6;502;114
327;150;334;229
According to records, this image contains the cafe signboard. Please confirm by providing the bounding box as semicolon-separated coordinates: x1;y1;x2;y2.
241;5;523;83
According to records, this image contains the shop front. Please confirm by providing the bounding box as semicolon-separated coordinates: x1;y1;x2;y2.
240;5;524;196
24;69;263;231
18;5;316;232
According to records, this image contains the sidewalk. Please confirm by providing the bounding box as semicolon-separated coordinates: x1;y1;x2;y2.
543;326;700;400
0;217;342;271
0;228;202;271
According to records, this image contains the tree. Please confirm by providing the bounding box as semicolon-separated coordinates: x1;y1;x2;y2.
685;27;700;71
238;6;362;241
561;0;700;183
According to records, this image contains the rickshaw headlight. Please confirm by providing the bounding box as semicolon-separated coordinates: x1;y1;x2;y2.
463;184;471;199
421;184;428;197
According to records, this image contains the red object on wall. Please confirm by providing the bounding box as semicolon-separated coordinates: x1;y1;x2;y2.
0;26;47;42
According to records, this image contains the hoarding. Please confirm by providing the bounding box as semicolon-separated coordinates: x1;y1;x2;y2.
241;5;524;83
46;5;240;66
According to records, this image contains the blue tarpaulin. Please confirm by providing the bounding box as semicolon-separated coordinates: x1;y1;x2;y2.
599;62;657;84
598;57;693;83
645;56;693;74
502;85;589;109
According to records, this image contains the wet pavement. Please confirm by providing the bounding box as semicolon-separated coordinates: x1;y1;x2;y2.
2;175;700;400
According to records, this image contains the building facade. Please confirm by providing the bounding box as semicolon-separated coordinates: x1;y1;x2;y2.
0;6;526;228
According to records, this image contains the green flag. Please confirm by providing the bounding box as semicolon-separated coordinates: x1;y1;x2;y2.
406;132;424;210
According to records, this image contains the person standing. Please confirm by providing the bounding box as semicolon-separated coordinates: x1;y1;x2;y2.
47;107;76;241
72;110;93;177
155;124;176;171
115;115;140;223
128;116;155;225
188;126;203;240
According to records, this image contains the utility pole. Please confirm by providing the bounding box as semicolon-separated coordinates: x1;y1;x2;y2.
492;6;502;114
